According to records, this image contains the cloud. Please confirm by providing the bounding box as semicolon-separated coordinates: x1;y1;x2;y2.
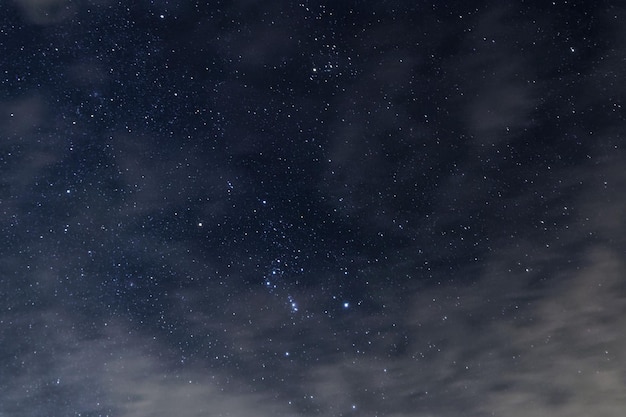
11;0;77;25
0;308;297;417
458;6;538;145
479;246;626;416
2;3;624;416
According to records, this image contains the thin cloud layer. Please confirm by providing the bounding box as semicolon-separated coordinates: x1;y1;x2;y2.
1;2;624;416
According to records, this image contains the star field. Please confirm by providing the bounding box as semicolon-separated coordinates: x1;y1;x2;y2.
1;1;625;416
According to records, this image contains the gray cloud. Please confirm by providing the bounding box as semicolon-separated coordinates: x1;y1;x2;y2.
459;6;538;146
478;247;626;416
2;2;624;416
11;0;78;25
1;154;624;416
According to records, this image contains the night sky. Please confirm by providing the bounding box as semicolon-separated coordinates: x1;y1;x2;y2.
1;1;625;416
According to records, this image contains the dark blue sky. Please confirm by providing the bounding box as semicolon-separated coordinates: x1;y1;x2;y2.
1;1;625;416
